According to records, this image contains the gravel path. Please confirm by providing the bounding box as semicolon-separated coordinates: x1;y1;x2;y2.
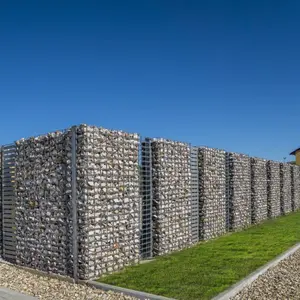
232;248;300;299
0;263;137;300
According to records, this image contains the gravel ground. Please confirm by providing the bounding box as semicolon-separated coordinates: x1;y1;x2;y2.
0;263;137;300
232;248;300;299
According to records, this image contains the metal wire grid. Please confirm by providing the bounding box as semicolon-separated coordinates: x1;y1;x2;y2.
140;138;153;259
266;161;281;218
2;144;16;262
149;138;193;255
190;147;199;243
280;163;292;214
226;152;252;231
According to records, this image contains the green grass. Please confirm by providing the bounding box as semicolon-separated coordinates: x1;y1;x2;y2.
98;212;300;300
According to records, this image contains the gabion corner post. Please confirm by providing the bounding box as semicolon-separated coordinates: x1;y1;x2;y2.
250;157;268;224
226;152;251;231
198;147;226;240
140;138;153;259
76;125;141;279
291;165;300;212
15;131;71;275
150;138;193;256
280;163;292;214
267;161;281;218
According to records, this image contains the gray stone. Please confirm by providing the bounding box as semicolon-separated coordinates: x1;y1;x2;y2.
199;147;226;240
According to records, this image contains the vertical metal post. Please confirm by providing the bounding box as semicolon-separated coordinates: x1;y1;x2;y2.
71;126;78;281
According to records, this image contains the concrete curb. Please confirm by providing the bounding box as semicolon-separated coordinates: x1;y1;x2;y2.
86;280;175;300
0;288;37;300
212;243;300;300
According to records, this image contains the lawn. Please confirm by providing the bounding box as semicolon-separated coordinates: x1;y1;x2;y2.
98;211;300;300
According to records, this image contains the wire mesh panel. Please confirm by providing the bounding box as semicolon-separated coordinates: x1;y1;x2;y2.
2;144;17;262
140;138;153;259
198;147;226;240
251;157;268;224
151;138;192;256
280;163;292;214
15;131;73;275
76;125;140;279
267;161;281;218
190;147;199;243
291;165;300;211
227;152;251;231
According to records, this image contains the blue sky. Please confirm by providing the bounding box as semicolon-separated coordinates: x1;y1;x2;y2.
1;1;300;161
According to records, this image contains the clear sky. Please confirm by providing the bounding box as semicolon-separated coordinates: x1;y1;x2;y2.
1;1;300;161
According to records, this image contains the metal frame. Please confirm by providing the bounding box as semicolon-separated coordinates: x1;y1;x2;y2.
190;147;199;243
140;138;153;259
2;144;16;262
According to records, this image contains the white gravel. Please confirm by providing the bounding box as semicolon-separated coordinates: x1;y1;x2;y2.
232;248;300;299
0;262;137;300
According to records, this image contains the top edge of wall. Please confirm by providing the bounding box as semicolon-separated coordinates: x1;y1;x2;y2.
11;124;140;145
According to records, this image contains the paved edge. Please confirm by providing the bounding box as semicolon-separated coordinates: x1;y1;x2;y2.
212;243;300;300
0;288;37;300
86;280;175;300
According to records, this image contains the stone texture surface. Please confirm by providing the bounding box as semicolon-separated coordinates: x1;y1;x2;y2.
15;130;72;276
0;262;137;300
251;158;268;223
227;152;251;231
280;163;292;214
151;139;192;256
266;161;281;218
232;248;300;300
77;125;140;279
14;125;140;280
198;147;226;240
291;165;300;211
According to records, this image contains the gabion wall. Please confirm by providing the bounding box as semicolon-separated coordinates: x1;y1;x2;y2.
251;158;268;223
291;165;300;211
280;163;292;214
227;152;251;231
267;161;281;218
77;125;140;279
14;125;140;280
198;147;226;240
15;131;72;276
151;139;192;256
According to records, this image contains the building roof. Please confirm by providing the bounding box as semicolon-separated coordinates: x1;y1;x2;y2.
290;147;300;155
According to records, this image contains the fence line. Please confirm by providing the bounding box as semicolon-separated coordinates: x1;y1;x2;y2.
0;124;299;281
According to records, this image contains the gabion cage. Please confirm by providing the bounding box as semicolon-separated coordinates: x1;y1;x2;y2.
280;163;292;214
76;125;140;279
251;158;268;223
151;138;193;256
291;165;300;211
14;124;140;280
267;161;281;218
198;147;226;240
227;152;251;231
